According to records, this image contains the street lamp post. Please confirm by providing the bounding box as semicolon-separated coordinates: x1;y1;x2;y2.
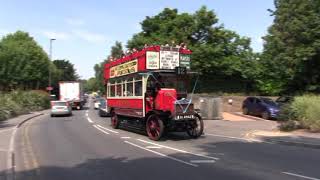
48;38;56;95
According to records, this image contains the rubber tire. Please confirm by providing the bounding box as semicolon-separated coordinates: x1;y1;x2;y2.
51;114;54;117
243;107;249;115
111;112;120;129
146;114;164;141
187;115;204;138
262;111;270;120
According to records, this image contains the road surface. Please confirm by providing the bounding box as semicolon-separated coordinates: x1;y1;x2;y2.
11;101;320;180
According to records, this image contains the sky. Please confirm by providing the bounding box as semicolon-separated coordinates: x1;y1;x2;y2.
0;0;274;79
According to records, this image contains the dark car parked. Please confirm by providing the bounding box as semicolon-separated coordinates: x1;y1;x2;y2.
242;97;280;120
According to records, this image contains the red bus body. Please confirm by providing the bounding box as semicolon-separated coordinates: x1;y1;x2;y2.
104;45;203;140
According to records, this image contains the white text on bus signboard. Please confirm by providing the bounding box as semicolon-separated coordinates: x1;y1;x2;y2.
110;59;138;78
180;54;191;69
146;51;159;69
159;48;180;69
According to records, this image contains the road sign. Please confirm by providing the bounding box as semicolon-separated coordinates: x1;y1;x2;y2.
46;86;53;91
175;67;187;75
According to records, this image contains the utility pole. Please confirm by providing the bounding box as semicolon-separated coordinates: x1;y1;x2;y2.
48;38;56;95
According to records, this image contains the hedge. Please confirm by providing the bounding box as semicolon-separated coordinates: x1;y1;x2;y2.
0;90;50;121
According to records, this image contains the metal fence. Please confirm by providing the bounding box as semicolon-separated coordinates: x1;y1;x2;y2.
198;97;223;120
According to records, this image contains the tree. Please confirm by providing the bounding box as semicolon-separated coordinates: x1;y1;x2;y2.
127;6;257;93
53;59;79;81
93;62;107;93
261;0;320;94
110;41;124;59
50;59;79;96
92;41;125;93
0;31;51;90
82;78;99;92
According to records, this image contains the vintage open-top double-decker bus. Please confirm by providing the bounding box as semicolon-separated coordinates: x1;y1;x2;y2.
104;45;203;140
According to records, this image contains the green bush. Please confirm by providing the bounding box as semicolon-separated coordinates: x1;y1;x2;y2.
279;120;302;131
278;104;296;121
291;95;320;132
280;95;320;132
0;90;50;121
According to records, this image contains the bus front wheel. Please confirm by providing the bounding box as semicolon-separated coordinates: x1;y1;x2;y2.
111;112;120;129
187;115;204;138
146;114;164;141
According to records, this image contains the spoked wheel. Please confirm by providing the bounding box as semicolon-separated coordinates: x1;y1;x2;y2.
187;115;204;138
146;114;164;141
111;112;120;129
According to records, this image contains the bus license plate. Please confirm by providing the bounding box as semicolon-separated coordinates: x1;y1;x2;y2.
175;115;194;120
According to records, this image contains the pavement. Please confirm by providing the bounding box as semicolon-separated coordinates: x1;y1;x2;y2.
247;130;320;149
223;112;265;122
0;101;320;180
0;111;47;180
222;112;320;149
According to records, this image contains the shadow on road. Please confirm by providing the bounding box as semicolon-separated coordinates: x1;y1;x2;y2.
80;107;90;110
4;139;320;180
117;124;198;142
257;135;320;149
10;153;261;180
0;120;16;129
165;132;205;141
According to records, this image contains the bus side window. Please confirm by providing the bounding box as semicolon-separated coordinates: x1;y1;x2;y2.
126;82;133;96
123;80;127;97
110;85;115;97
134;81;142;96
116;84;122;97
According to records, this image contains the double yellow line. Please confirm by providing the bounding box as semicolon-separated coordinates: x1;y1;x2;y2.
21;120;40;177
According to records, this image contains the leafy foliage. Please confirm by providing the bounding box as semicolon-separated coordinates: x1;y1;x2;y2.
110;41;124;59
53;59;79;81
82;78;100;92
279;95;320;132
0;90;50;121
261;0;320;94
127;6;258;93
51;59;79;96
91;41;125;93
0;31;51;90
290;95;320;132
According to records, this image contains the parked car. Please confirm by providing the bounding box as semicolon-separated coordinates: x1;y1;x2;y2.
94;99;101;110
50;101;72;117
242;97;280;119
98;98;109;117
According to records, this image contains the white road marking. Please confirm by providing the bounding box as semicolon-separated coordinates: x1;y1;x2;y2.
206;133;273;144
137;139;219;160
145;146;162;149
87;117;93;123
282;172;320;180
121;137;131;139
205;133;249;142
0;128;15;133
124;141;198;167
85;113;88;117
190;160;215;163
93;125;109;134
96;125;119;134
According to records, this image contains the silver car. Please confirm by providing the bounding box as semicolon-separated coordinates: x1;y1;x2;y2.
50;101;72;117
